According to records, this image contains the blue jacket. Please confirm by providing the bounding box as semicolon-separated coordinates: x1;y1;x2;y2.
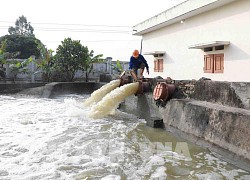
129;54;149;70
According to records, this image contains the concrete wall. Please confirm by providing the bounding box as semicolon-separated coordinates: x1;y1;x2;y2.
162;99;250;159
140;0;250;82
0;82;103;98
41;82;103;98
0;83;46;94
119;80;250;164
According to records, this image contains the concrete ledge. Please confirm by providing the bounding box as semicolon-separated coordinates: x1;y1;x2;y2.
0;83;46;94
0;82;104;98
231;82;250;110
41;82;102;98
162;99;250;160
191;80;244;108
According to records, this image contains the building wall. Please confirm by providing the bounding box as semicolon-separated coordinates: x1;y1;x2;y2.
4;59;42;82
1;58;128;82
77;60;129;80
142;0;250;82
110;61;129;75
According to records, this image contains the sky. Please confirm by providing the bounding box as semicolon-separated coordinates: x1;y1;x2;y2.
0;0;186;61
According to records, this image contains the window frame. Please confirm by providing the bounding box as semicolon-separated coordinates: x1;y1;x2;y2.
204;54;224;73
154;58;163;72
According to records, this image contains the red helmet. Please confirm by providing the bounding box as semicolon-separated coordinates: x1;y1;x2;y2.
132;50;139;58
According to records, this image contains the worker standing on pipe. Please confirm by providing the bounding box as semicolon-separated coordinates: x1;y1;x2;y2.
129;49;149;81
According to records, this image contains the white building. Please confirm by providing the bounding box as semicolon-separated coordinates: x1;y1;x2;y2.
133;0;250;82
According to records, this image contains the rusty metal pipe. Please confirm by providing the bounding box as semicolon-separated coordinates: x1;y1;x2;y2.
135;80;151;95
153;82;176;101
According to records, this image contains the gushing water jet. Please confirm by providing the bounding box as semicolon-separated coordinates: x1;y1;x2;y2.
83;79;121;106
87;71;151;119
89;82;139;119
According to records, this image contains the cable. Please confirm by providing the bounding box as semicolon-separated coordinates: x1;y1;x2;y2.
34;27;132;33
44;39;139;43
0;20;132;28
0;25;133;34
33;22;132;28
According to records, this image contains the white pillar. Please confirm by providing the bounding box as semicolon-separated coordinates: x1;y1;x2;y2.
31;56;35;83
106;57;112;74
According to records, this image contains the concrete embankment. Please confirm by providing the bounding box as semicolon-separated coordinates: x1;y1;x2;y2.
0;82;103;98
0;83;46;94
120;80;250;168
40;82;103;98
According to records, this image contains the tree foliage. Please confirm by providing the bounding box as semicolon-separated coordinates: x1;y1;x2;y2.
54;37;103;82
0;16;41;59
55;38;88;81
0;40;7;80
0;35;41;59
8;57;34;82
36;43;54;82
8;15;34;37
83;50;103;82
0;39;7;64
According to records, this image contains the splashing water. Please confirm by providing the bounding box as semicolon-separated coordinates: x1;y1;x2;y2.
83;79;121;107
0;94;249;179
89;82;139;119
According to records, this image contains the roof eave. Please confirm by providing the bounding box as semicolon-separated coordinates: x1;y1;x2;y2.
133;0;236;36
189;41;230;49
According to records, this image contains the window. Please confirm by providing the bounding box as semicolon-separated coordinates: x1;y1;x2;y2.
144;51;165;73
204;47;213;52
154;59;163;72
204;54;224;73
215;45;224;50
154;54;164;58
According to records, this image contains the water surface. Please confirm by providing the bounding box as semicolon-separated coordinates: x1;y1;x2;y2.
0;94;249;179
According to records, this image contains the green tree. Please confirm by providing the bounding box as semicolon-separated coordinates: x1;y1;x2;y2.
111;60;124;73
0;35;41;59
1;15;40;59
8;15;34;36
55;38;88;81
8;57;33;83
0;39;7;65
83;50;103;82
55;37;103;82
36;42;54;82
0;40;7;80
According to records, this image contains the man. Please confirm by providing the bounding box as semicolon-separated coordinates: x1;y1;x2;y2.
129;49;149;81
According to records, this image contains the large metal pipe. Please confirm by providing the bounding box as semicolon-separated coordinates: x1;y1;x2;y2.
136;80;151;95
119;72;133;86
120;72;151;95
153;82;176;101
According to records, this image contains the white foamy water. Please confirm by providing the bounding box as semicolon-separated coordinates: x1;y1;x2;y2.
89;82;139;119
83;79;121;107
0;94;249;179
